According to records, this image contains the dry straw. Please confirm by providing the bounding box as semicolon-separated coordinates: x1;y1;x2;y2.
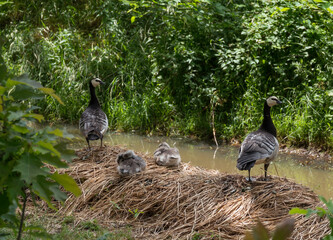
59;145;330;239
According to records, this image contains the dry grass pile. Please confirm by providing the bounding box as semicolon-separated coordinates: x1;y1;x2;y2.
59;145;330;239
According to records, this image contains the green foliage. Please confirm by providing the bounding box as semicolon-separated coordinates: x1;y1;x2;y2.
1;0;333;148
128;208;143;219
0;57;81;238
290;196;333;239
244;218;295;240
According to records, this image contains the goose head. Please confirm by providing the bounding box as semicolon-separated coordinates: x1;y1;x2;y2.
266;96;282;107
158;142;170;149
91;78;105;88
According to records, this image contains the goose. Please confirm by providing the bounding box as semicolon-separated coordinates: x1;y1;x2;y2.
79;78;108;150
237;96;282;182
116;150;146;176
154;142;181;167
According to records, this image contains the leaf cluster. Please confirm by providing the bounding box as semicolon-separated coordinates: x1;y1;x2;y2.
0;56;81;237
290;196;333;240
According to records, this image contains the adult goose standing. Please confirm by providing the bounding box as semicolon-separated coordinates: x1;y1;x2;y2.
237;96;282;182
79;78;108;150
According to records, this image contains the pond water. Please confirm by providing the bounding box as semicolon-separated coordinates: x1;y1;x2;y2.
67;127;333;200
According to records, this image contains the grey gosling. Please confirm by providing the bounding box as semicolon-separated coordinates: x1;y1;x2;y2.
117;150;146;176
237;96;282;182
154;142;181;167
79;78;108;150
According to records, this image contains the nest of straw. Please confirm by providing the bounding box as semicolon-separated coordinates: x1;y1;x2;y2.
59;145;330;239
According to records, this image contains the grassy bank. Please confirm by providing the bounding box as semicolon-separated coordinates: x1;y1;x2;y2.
1;0;332;149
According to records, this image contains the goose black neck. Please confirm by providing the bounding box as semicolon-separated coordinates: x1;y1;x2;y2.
259;101;277;137
88;82;100;107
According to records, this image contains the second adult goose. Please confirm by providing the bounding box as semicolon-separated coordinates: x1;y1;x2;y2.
236;96;282;182
79;78;108;150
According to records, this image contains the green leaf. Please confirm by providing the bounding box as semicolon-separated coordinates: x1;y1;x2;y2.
37;141;61;157
324;236;333;240
0;191;10;215
131;16;136;23
32;175;67;207
289;207;308;215
280;7;290;12
11;124;29;134
15;74;43;88
54;142;75;162
13;153;48;184
7;111;25;122
0;1;13;8
50;172;81;197
39;88;64;105
23;113;44;122
11;84;43;100
40;153;68;168
0;85;5;95
47;128;63;137
0;200;19;228
320;196;333;213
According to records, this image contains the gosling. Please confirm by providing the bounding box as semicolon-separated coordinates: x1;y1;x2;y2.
154;142;181;167
117;150;146;176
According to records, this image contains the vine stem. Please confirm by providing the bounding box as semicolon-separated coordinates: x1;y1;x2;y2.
211;104;219;148
17;188;27;240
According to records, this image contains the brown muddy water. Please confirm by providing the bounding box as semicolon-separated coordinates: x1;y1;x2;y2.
66;127;333;200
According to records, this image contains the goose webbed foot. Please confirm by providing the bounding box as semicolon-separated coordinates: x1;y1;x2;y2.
246;177;256;182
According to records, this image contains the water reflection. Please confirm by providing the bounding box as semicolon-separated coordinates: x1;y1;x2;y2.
68;128;333;199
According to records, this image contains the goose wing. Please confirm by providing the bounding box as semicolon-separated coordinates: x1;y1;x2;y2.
167;148;180;159
79;107;108;138
237;131;278;170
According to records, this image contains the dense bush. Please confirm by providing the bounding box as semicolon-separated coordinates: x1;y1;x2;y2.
1;0;332;149
0;55;81;238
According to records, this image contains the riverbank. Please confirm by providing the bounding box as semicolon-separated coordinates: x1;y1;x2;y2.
54;145;330;239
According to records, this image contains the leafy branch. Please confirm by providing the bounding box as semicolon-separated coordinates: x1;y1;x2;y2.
0;58;81;238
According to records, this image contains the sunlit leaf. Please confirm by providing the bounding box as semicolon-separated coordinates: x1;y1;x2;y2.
280;8;290;12
50;172;81;197
23;113;44;122
47;128;63;137
131;16;136;23
11;124;29;134
289;208;308;215
327;7;333;14
37;141;61;157
0;85;5;95
39;88;64;105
